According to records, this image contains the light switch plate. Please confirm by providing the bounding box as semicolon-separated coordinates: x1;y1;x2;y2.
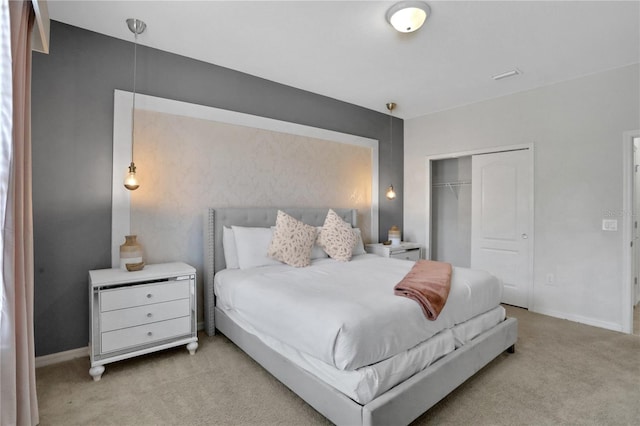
602;219;618;231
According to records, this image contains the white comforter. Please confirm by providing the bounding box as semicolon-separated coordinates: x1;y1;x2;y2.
215;254;502;371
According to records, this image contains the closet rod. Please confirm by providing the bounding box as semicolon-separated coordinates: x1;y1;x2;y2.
431;181;471;187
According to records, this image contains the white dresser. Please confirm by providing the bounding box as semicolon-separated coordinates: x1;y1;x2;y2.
366;242;423;261
88;262;198;381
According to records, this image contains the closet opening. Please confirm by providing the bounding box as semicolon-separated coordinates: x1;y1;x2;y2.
430;156;472;267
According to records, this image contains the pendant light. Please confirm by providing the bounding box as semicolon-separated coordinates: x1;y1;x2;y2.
123;18;146;191
386;102;397;201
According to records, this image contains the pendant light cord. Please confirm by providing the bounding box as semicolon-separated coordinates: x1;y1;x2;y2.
130;23;138;163
389;108;393;171
385;102;397;200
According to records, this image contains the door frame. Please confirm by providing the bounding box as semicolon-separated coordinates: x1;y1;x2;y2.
425;143;534;309
621;130;640;334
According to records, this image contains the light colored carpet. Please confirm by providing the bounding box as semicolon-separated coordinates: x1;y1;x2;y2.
36;306;640;425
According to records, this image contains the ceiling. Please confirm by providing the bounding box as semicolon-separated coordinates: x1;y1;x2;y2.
47;1;640;119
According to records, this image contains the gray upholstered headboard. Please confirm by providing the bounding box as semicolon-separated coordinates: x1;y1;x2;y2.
203;207;357;335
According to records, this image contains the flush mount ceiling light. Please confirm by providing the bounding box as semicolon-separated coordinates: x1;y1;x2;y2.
386;1;431;33
123;18;146;191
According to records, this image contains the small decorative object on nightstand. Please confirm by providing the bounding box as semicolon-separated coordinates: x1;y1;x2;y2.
119;234;144;271
388;225;401;246
88;262;198;381
366;242;423;261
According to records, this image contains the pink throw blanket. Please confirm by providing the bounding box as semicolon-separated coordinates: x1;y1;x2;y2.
394;260;452;320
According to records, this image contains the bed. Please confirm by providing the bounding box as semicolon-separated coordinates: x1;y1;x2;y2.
203;207;517;426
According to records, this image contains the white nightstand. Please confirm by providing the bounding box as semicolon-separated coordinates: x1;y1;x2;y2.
88;262;198;381
366;242;423;261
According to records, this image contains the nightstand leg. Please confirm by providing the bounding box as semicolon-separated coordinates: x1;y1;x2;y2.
89;365;105;381
187;341;198;355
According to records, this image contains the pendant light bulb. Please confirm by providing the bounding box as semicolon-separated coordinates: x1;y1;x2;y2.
386;185;396;200
124;162;140;191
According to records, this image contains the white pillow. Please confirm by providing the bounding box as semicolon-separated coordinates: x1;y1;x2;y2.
222;226;239;269
232;226;282;270
311;227;329;260
352;228;366;256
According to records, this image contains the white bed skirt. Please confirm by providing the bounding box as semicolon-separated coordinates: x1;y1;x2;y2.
218;304;505;404
215;307;518;426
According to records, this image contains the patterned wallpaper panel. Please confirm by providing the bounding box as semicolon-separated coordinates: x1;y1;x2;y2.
130;109;373;274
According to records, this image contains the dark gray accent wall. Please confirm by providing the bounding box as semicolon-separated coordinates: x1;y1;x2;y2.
32;21;403;356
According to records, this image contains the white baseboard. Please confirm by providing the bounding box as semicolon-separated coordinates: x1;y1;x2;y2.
37;322;208;369
36;346;89;368
532;307;622;333
37;322;207;369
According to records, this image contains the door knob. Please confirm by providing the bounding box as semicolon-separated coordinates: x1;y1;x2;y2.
521;234;528;239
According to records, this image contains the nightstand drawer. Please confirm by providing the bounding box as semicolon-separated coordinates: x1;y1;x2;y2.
100;280;189;312
100;299;190;332
101;316;191;353
390;249;421;262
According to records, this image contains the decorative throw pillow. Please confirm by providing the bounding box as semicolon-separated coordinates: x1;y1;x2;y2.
271;225;328;261
317;209;358;262
268;210;317;267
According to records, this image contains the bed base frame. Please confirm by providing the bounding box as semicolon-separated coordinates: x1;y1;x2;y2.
204;207;518;426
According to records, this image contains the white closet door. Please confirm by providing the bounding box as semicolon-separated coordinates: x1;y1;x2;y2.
471;150;532;308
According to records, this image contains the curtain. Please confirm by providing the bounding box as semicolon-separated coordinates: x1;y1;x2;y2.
1;0;38;424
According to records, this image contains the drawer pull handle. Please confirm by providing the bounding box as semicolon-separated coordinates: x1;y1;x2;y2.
146;294;152;299
147;332;153;337
146;313;152;318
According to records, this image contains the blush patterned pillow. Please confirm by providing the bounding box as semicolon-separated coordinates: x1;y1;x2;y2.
317;209;358;262
267;210;317;267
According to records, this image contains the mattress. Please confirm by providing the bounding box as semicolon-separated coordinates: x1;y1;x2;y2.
218;304;505;404
215;254;503;371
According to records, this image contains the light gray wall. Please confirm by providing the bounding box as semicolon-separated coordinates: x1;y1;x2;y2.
405;64;640;331
31;22;403;356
